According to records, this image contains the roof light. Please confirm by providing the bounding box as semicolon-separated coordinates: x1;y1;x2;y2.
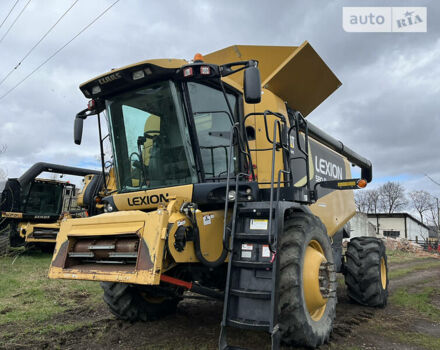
357;179;367;188
87;99;96;110
183;67;193;77
193;53;204;62
144;67;153;75
200;66;211;75
132;70;145;80
91;85;101;94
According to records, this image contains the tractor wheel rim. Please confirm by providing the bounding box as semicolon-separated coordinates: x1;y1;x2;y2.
380;257;387;289
303;240;329;322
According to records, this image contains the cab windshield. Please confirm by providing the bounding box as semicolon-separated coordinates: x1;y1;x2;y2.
24;181;64;216
106;80;197;191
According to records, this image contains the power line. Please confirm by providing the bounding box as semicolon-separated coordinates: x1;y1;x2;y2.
425;173;440;187
0;0;20;31
0;0;80;88
0;0;121;101
0;0;32;44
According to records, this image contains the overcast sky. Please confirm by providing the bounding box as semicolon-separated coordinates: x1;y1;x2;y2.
0;0;439;195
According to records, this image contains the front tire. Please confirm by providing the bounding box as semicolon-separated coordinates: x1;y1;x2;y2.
278;212;337;348
344;237;388;307
101;282;180;321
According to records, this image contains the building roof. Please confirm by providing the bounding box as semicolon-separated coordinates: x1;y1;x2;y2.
366;212;431;231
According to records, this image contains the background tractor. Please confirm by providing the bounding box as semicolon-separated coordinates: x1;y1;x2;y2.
49;42;388;349
0;162;104;253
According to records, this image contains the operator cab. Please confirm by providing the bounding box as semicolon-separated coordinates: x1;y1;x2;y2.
74;55;261;203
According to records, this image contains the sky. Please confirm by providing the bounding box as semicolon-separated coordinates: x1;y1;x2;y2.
0;0;439;195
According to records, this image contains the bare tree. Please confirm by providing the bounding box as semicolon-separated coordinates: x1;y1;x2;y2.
409;190;433;223
367;189;381;213
354;191;369;213
355;189;381;213
378;181;407;213
427;197;440;231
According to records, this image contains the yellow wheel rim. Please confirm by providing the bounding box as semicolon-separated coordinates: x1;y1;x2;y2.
303;240;328;322
380;257;387;289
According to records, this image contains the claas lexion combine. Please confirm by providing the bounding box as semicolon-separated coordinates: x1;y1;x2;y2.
0;163;106;253
48;42;388;349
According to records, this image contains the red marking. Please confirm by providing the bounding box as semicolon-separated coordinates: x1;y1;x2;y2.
270;252;276;263
160;275;193;290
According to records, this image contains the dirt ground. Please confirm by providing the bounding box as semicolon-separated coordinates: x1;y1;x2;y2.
1;251;440;350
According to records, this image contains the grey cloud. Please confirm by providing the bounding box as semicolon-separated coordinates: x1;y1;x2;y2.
0;0;439;197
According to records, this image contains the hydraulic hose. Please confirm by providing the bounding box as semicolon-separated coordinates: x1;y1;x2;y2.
183;203;229;268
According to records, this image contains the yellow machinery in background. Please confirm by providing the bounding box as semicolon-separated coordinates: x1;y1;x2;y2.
0;163;109;252
49;42;388;349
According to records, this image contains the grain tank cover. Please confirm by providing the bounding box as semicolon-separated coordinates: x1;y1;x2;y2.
205;41;341;116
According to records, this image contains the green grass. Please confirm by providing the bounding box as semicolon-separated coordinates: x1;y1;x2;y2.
329;345;362;350
386;330;440;350
391;287;440;322
386;249;432;264
389;260;440;279
0;252;102;329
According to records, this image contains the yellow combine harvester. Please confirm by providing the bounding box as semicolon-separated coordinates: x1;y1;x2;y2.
49;42;388;349
0;163;105;252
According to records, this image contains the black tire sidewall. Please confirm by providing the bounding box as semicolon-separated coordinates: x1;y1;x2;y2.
101;282;179;321
279;213;337;347
344;237;388;307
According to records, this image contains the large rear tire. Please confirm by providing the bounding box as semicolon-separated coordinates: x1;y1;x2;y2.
278;212;337;348
101;282;180;321
344;237;388;307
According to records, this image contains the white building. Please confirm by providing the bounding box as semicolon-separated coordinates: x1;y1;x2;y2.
348;212;377;239
367;213;430;243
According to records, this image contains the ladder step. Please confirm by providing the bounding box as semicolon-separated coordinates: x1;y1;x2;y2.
234;232;269;241
227;317;270;331
231;260;272;269
230;288;271;300
237;204;271;216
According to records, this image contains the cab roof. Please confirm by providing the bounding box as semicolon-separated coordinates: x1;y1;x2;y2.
80;42;341;117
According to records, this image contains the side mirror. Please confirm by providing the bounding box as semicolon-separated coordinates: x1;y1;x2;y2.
243;66;261;104
74;116;84;145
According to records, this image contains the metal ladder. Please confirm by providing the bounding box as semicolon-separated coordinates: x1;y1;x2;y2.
219;113;292;350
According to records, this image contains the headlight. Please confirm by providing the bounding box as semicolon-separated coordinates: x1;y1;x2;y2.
228;190;236;201
104;202;114;213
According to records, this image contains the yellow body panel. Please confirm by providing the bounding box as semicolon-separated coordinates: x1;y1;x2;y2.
167;209;226;263
112;184;193;211
204;42;341;116
310;160;356;237
49;206;171;285
253;89;288;187
48;199;228;284
205;45;297;87
19;221;60;243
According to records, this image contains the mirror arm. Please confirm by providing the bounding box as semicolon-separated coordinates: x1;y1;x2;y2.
220;60;259;77
76;108;91;120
